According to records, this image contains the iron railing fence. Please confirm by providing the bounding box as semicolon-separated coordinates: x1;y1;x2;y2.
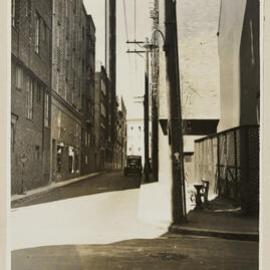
194;125;259;213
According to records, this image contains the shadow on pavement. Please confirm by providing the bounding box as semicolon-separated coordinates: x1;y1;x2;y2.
12;171;141;208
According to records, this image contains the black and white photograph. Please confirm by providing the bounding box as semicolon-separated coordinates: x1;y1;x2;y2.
0;0;268;269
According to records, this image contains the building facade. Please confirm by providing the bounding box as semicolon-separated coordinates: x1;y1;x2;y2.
194;0;260;213
177;0;221;184
127;119;152;167
95;66;113;170
218;0;260;130
114;98;127;169
11;0;52;194
51;0;93;182
81;15;96;175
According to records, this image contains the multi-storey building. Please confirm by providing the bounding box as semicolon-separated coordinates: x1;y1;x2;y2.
127;119;152;167
11;0;52;194
150;0;220;184
177;0;221;183
114;98;127;169
218;0;260;130
105;0;117;164
95;66;113;170
51;0;93;182
81;14;96;175
193;0;260;213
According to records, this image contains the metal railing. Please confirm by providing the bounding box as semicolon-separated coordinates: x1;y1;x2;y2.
194;125;259;213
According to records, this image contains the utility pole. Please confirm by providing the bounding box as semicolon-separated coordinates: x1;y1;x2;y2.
144;40;150;182
126;39;157;182
150;0;160;181
164;0;187;223
105;0;116;168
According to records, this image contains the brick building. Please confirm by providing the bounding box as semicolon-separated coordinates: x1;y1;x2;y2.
114;97;127;169
50;0;94;182
11;0;52;194
94;66;113;170
81;15;96;175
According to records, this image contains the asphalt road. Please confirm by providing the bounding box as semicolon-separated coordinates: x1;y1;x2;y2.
12;234;258;270
12;171;141;208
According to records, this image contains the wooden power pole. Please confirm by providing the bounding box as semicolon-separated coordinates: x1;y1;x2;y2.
126;39;157;182
164;0;187;223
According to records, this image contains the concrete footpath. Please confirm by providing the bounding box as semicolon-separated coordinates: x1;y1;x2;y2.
171;197;259;242
11;171;106;207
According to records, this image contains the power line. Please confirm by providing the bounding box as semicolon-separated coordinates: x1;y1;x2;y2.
122;0;129;41
134;0;137;40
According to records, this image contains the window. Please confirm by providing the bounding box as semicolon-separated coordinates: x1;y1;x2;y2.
65;0;69;17
35;145;40;160
57;145;63;173
68;146;74;173
12;0;19;28
40;20;47;43
88;133;91;146
12;0;16;27
73;0;76;13
84;131;88;146
35;12;41;53
26;76;33;119
101;104;106;117
101;80;106;95
26;0;31;18
85;155;88;165
56;72;59;93
75;152;79;172
11;115;18;152
249;20;255;66
64;79;68;100
56;24;60;48
44;92;49;127
15;65;23;90
65;42;69;59
36;82;41;104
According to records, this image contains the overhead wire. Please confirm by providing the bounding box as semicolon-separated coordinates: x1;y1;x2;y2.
133;0;138;85
122;0;129;41
122;0;134;93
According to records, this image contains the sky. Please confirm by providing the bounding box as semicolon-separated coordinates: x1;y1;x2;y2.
83;0;221;121
84;0;152;119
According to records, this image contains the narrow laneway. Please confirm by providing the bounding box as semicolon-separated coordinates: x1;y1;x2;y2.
12;171;141;208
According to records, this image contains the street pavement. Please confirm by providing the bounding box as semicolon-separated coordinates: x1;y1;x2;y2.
11;171;259;269
11;172;167;251
12;234;258;270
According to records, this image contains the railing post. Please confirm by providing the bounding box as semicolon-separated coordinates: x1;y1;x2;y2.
244;126;250;212
234;129;239;202
217;134;221;196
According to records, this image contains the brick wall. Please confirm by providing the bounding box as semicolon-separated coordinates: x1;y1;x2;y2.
11;0;52;194
51;0;95;180
81;15;96;175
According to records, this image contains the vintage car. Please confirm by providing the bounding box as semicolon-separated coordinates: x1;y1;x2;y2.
124;155;142;176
